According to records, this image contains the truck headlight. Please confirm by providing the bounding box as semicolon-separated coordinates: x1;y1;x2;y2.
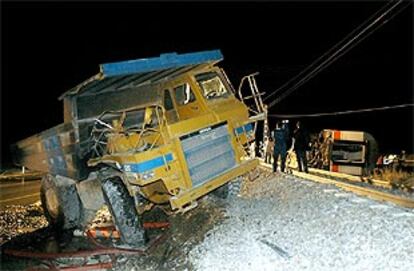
140;171;155;181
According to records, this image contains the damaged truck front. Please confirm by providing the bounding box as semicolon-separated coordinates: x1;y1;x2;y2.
12;50;265;246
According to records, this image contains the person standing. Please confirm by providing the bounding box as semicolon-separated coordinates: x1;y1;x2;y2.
292;121;310;173
282;120;291;148
249;141;256;159
272;121;288;173
308;135;322;168
320;130;334;170
265;137;274;164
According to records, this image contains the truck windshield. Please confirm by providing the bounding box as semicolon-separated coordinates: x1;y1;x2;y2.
195;72;229;100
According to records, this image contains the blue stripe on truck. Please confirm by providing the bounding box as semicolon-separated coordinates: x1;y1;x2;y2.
234;123;253;135
123;153;173;173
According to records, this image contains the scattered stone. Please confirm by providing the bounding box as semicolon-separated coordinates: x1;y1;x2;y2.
0;201;48;245
334;192;352;198
2;170;413;270
189;172;414;271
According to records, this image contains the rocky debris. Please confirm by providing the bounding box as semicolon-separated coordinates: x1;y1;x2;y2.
2;170;414;270
189;172;414;271
0;201;48;245
111;197;227;270
87;205;113;229
374;168;414;192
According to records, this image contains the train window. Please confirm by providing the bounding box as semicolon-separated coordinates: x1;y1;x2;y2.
331;142;365;163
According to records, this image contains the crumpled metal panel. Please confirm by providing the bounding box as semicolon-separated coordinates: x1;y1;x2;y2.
181;123;236;187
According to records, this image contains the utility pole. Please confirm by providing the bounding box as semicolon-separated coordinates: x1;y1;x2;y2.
262;105;269;159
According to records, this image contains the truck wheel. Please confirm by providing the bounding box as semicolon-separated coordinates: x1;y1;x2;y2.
212;177;242;199
228;177;242;197
101;176;146;246
40;174;82;230
211;183;229;199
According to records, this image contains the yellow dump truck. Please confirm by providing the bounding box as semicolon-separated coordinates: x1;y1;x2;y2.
12;50;265;245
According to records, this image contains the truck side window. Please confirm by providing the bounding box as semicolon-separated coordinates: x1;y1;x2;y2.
164;89;174;111
195;71;228;99
174;83;196;105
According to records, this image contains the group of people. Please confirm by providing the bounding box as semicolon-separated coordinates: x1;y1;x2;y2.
307;130;334;170
264;120;310;173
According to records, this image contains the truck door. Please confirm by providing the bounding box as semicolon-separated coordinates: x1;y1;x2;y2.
173;82;205;120
163;89;179;123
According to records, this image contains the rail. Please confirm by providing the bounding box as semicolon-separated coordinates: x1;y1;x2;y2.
259;162;414;209
307;168;392;189
0;168;44;181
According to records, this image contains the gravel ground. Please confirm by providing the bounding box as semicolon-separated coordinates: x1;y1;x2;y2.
2;170;413;270
188;171;414;271
0;201;48;245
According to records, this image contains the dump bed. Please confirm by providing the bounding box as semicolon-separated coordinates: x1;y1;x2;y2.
11;122;88;180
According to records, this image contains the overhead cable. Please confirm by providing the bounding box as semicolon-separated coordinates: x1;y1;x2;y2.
268;103;414;118
264;0;409;109
263;0;396;103
268;0;409;108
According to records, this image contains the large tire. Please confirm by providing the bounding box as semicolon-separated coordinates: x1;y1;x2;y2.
101;176;146;246
228;177;242;197
211;183;229;199
212;177;242;199
76;175;106;228
40;174;82;230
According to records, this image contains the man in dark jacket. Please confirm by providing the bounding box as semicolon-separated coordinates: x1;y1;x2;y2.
272;121;289;173
292;121;310;173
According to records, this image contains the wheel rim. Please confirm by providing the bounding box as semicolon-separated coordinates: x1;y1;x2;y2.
45;189;59;219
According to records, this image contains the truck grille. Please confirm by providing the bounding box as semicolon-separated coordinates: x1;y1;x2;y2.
180;123;236;187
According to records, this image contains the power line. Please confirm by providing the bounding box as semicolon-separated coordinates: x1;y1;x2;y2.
268;0;410;109
268;0;408;108
265;0;409;109
268;103;414;118
263;0;395;103
268;19;388;108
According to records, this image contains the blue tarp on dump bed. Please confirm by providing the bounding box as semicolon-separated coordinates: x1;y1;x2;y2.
59;50;223;99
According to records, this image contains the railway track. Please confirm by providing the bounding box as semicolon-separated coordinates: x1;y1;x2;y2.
307;167;392;189
0;169;44;181
259;162;414;209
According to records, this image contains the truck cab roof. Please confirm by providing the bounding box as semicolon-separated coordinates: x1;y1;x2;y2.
59;50;223;100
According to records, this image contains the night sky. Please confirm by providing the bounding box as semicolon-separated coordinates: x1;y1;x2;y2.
1;1;413;167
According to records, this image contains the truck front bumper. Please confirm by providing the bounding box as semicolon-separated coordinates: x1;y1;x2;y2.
169;158;259;210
